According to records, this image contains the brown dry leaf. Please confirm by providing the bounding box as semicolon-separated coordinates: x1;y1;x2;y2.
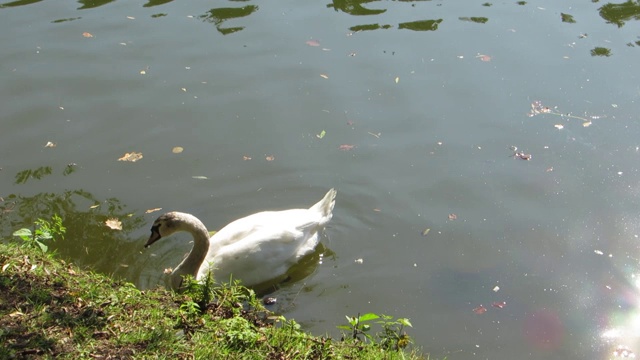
492;301;507;309
164;267;173;274
473;305;487;314
105;218;122;230
118;152;143;162
265;155;275;162
306;39;320;47
145;208;162;214
448;213;457;220
82;32;93;38
172;146;184;154
44;141;56;148
339;144;355;151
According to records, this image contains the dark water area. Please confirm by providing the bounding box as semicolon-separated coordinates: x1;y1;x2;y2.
2;1;640;359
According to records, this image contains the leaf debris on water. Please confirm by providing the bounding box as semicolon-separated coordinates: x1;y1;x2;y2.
316;130;326;139
448;213;457;220
421;228;431;236
306;39;320;47
243;155;252;161
320;74;329;79
192;176;208;180
82;32;93;38
105;218;122;230
473;305;487;314
145;208;162;214
44;141;56;148
265;155;275;162
118;152;143;162
492;301;507;309
172;146;184;154
339;144;355;151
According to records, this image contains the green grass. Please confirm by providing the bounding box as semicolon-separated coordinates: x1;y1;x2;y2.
0;242;437;359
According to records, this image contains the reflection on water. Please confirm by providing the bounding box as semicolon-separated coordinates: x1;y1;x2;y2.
327;0;386;16
0;0;42;8
77;0;115;10
1;166;145;285
200;5;258;35
599;0;640;27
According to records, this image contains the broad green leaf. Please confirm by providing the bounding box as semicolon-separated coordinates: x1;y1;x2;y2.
336;325;352;331
397;318;413;327
358;313;380;322
36;240;48;253
13;228;32;238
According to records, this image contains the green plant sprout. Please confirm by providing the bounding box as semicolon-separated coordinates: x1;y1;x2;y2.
13;214;66;253
338;312;413;351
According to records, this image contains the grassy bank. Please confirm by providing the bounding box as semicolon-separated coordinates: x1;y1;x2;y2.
0;242;433;359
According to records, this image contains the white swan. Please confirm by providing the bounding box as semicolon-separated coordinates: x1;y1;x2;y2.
144;188;337;291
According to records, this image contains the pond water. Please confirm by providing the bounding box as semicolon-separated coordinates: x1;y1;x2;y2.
2;0;640;359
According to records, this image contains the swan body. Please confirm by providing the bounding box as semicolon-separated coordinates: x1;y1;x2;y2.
145;188;336;290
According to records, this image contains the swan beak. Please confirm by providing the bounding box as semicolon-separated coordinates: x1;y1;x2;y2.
145;228;162;248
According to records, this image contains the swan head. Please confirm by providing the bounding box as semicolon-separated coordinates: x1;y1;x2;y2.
144;211;186;248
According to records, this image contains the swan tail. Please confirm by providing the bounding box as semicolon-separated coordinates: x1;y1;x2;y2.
310;188;337;224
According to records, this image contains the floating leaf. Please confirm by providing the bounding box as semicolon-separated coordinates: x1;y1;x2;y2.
583;121;592;127
493;286;500;292
473;305;487;314
339;144;355;151
477;54;492;62
421;228;431;236
316;130;326;139
82;32;93;38
320;74;329;79
306;39;320;47
192;176;208;180
105;218;122;230
89;204;100;209
492;301;507;309
118;152;143;162
265;155;275;161
395;77;400;84
243;155;252;160
145;208;162;214
554;124;564;130
172;146;184;154
448;213;457;220
44;141;57;148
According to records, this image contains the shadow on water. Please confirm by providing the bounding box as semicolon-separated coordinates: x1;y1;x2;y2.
1;165;145;285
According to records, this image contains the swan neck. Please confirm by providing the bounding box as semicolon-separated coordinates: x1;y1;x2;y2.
177;217;209;279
